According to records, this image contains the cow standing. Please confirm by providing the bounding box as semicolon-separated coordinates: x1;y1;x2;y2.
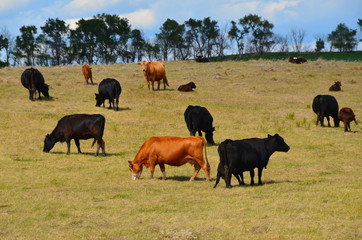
95;78;122;111
137;61;169;90
329;81;342;91
43;114;106;156
312;95;340;127
82;64;93;85
184;105;215;145
338;107;358;132
21;68;49;100
178;82;197;92
128;136;211;181
214;134;290;188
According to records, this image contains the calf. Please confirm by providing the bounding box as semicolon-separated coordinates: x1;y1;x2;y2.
184;105;215;145
43;114;106;156
178;82;197;92
338;107;358;132
128;136;210;181
312;94;340;127
95;78;122;111
329;81;341;91
21;68;50;100
214;134;290;188
82;64;93;84
288;57;307;64
195;56;209;63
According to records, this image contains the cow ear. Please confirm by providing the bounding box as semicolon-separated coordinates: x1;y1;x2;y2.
128;161;133;168
268;134;272;138
212;127;215;132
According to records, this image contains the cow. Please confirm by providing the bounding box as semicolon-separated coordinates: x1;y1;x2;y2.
184;105;215;145
128;136;211;181
82;64;93;85
43;114;106;156
214;134;290;188
21;68;49;101
137;61;169;90
195;56;209;63
178;82;197;92
95;78;122;111
312;95;340;127
329;81;342;91
338;107;358;132
288;57;307;64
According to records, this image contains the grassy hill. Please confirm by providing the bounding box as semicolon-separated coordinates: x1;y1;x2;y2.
0;59;361;239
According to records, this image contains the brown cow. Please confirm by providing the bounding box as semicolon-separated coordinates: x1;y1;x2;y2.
128;136;211;181
178;82;197;92
82;64;93;84
329;81;342;91
288;57;307;64
338;107;358;132
137;61;169;90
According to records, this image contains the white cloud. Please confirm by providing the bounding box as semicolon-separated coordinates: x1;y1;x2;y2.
261;0;300;21
0;0;29;12
63;0;122;15
119;9;156;30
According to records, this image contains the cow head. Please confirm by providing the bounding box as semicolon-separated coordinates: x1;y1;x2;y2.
335;81;341;86
128;161;143;180
187;82;197;89
205;127;215;145
95;93;103;107
137;61;149;73
40;84;50;98
43;134;56;152
269;134;290;152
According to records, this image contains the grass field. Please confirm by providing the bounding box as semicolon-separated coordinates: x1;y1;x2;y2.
0;59;361;239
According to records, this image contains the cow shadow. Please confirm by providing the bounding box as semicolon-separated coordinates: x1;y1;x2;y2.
228;179;296;187
36;96;54;101
47;151;121;157
160;176;206;181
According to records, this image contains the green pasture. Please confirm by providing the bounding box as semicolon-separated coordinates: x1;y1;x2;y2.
0;59;361;239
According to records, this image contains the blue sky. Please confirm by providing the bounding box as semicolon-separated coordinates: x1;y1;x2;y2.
0;0;361;51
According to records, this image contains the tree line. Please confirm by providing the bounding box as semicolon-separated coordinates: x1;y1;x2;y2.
0;14;361;67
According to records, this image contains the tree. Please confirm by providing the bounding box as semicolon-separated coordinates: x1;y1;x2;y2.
185;18;203;57
40;18;69;65
239;14;274;55
273;34;289;53
1;27;13;65
358;19;362;43
130;29;145;62
328;23;357;52
290;28;306;52
228;20;244;57
315;38;324;52
0;35;9;67
16;25;38;66
215;23;230;59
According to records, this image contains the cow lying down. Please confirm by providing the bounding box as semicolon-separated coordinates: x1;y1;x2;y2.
129;136;211;181
214;134;290;188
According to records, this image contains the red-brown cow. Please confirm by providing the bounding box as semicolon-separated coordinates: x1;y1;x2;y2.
137;61;169;90
338;107;358;132
128;136;211;181
288;57;307;64
82;64;93;84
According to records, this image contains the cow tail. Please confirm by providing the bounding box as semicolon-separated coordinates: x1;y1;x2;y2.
221;140;231;187
202;138;211;173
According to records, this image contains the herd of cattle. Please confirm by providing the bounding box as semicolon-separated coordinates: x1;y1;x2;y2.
19;58;358;188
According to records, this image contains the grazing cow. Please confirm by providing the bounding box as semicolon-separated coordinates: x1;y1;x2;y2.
43;114;106;156
184;105;215;145
178;82;197;92
128;136;211;181
95;78;122;111
82;64;93;84
329;81;342;91
21;68;49;100
195;56;209;63
137;61;169;90
288;57;307;64
338;107;358;132
312;95;340;127
214;134;290;188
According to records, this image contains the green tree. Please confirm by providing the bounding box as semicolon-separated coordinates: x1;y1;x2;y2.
315;38;324;52
239;14;274;55
185;18;203;57
328;23;357;52
40;18;69;65
16;25;38;66
0;35;9;67
228;20;244;57
143;42;160;61
202;17;219;58
130;29;145;62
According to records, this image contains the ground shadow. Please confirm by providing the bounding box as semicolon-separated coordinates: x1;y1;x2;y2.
35;96;55;101
158;175;207;181
48;151;122;157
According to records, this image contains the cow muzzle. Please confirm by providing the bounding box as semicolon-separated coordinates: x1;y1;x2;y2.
131;172;142;180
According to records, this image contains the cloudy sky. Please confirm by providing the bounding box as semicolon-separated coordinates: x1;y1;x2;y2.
0;0;361;50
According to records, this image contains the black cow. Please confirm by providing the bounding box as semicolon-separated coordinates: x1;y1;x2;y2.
43;114;106;156
312;95;340;127
178;82;197;92
288;57;307;64
195;56;209;63
214;134;290;188
184;105;215;145
95;78;122;111
21;68;49;100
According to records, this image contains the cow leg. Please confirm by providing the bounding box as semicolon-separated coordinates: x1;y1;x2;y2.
347;122;351;131
108;98;113;109
250;170;255;185
159;164;166;180
190;163;201;181
38;90;42;100
157;81;160;90
95;139;105;156
344;123;348;132
116;97;119;111
213;173;220;188
102;100;105;108
66;140;71;155
326;116;331;127
152;80;155;91
74;139;82;153
258;168;263;185
197;131;202;137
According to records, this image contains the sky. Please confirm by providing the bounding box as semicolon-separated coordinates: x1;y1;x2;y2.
0;0;361;51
